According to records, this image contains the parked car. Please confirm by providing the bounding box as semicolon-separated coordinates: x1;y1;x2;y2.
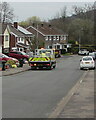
89;52;96;60
78;49;89;55
26;51;33;57
80;56;95;70
0;53;19;67
8;51;29;63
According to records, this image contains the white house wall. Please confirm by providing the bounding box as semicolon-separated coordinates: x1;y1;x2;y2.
4;28;10;48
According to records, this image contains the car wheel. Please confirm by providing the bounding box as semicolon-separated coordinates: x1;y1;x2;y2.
48;65;53;70
23;58;28;64
93;67;95;70
80;67;83;70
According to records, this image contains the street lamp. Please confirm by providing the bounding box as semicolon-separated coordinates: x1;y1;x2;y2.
79;35;81;51
36;23;39;49
79;28;84;51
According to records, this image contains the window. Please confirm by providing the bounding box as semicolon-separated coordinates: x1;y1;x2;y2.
17;48;24;52
57;45;60;49
18;38;24;43
48;45;52;49
26;40;29;45
45;36;48;41
49;36;51;41
5;35;8;41
20;38;24;43
53;36;56;41
64;36;66;40
60;36;63;41
17;38;20;43
56;36;59;41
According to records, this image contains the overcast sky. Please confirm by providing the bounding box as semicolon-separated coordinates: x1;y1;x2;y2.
1;0;95;22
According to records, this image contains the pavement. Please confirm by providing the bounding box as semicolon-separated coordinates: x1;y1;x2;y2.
2;64;30;76
1;56;95;118
49;69;95;118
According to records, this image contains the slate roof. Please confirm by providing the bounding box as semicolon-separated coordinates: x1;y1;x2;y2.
0;23;33;38
8;24;24;37
27;24;67;36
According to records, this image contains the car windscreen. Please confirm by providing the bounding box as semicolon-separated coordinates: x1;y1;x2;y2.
83;57;92;61
20;52;27;55
1;54;9;58
89;53;95;56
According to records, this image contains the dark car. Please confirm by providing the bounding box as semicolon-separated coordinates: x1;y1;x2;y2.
55;49;61;58
8;51;29;63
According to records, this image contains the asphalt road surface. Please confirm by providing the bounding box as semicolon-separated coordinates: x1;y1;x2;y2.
2;55;84;118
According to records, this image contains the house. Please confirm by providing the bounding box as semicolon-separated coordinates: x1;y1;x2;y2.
0;23;7;53
26;23;68;51
1;22;33;53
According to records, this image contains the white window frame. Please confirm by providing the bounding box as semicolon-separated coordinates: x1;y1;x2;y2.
45;36;48;41
17;37;24;44
49;36;51;41
64;35;66;40
20;38;24;43
26;40;29;45
53;36;56;41
56;36;59;41
17;47;24;52
60;36;63;41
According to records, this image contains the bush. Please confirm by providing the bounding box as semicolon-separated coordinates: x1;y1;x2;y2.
61;49;66;54
5;60;16;68
71;47;79;54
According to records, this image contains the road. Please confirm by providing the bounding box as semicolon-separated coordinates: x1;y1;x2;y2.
2;55;84;118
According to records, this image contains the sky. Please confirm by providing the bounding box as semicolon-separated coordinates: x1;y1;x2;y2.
1;0;95;22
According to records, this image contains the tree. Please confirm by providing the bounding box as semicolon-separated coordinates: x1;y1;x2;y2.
19;16;41;27
0;2;14;23
27;16;41;25
60;6;67;20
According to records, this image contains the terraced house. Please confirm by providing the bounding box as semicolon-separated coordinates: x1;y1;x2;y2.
1;22;33;54
26;23;69;51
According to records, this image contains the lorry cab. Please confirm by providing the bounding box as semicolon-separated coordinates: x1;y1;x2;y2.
35;49;55;58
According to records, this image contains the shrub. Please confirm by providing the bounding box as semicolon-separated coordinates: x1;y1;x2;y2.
5;60;16;68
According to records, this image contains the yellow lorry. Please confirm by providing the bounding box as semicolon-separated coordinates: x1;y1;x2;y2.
29;49;56;70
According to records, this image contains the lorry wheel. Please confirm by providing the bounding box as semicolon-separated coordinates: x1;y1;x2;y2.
48;66;53;70
53;65;56;69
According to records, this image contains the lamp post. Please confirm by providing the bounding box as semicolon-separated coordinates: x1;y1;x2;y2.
79;28;84;51
36;23;39;49
79;34;81;51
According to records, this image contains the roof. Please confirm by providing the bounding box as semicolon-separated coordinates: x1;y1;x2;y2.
18;26;33;35
27;24;67;36
0;23;7;35
8;25;24;37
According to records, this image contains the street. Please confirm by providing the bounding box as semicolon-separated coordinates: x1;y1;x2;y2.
2;55;84;118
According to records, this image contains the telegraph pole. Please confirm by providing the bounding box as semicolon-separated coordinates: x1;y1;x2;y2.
36;23;39;49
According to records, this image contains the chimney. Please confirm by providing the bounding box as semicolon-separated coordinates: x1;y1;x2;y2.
32;23;35;27
41;23;44;27
49;24;51;27
14;22;18;29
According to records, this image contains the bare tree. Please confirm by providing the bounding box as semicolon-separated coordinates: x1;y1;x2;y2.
72;4;94;15
0;2;14;23
60;6;67;19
